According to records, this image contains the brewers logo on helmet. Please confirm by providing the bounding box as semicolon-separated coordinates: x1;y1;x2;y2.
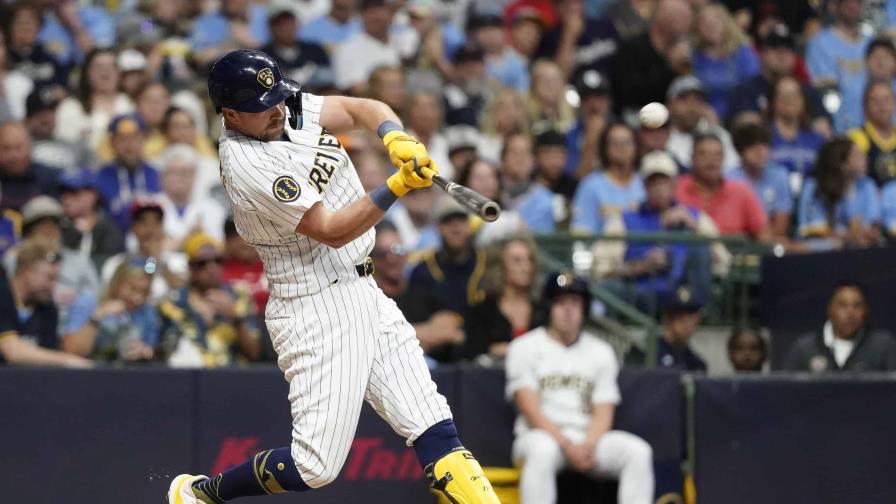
207;49;301;113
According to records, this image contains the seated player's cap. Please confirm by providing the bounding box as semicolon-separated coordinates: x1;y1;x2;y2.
533;129;567;149
661;285;705;313
574;69;611;97
21;196;63;229
25;85;61;117
434;197;469;223
639;151;678;180
109;113;148;135
542;271;591;308
129;197;164;220
57;168;97;192
760;24;795;50
184;232;224;262
666;75;706;102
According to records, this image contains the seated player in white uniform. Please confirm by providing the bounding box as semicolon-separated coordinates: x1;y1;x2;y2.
506;272;655;504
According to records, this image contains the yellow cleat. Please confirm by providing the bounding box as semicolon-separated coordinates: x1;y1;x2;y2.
426;448;502;504
167;474;210;504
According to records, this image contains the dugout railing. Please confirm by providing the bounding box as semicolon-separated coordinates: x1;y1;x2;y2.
532;232;772;365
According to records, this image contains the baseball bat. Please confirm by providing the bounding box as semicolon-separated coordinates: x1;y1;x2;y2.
432;175;502;222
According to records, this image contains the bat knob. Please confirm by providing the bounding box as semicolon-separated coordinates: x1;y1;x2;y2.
480;201;501;222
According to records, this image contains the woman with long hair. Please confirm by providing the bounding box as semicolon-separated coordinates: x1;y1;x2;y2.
480;88;530;161
797;137;881;248
571;122;644;233
62;262;160;362
462;235;542;362
54;48;133;152
767;75;826;179
692;3;760;119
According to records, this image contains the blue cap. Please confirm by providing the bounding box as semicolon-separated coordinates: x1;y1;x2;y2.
58;169;97;191
661;285;705;313
108;113;147;135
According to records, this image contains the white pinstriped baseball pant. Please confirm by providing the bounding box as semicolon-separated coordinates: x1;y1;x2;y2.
265;275;453;488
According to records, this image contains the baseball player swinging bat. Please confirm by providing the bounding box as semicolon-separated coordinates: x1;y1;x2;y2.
167;49;503;504
432;175;501;222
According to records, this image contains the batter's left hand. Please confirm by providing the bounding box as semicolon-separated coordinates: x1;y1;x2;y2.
383;130;431;171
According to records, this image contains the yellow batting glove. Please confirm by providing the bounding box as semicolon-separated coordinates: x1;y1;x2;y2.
383;130;431;170
386;158;439;197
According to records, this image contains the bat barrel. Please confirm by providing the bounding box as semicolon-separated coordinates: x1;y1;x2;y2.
480;201;501;222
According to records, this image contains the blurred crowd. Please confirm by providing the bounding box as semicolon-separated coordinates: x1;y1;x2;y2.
0;0;895;373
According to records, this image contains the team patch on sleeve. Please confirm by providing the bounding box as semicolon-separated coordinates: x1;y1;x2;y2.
273;176;301;202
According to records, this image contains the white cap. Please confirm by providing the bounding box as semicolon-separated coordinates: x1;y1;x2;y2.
639;150;678;179
118;49;147;73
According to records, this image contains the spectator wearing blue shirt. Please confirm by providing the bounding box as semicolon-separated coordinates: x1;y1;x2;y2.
882;180;896;239
805;0;871;132
768;75;826;181
798;137;881;249
468;13;530;92
594;151;716;313
727;24;831;135
848;80;896;187
691;3;759;119
500;133;560;234
96;114;161;231
565;69;614;179
572;123;645;233
299;0;361;50
190;0;270;68
261;8;332;92
731;123;794;239
844;37;896;140
36;1;116;67
61;262;159;362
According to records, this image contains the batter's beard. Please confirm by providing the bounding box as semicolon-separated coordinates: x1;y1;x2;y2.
260;123;285;141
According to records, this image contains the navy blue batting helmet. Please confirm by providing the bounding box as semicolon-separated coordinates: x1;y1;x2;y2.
542;272;592;309
207;49;301;113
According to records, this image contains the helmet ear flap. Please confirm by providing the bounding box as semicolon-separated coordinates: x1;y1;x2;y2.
286;91;303;130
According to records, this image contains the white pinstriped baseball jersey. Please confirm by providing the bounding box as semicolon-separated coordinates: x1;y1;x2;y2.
219;92;373;299
218;92;452;488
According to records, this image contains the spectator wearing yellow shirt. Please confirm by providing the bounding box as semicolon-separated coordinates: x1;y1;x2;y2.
847;80;896;186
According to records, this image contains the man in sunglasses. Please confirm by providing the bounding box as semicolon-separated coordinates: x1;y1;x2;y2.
158;233;261;367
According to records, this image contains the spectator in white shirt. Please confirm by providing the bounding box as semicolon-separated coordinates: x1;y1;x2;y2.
156;145;227;248
333;0;416;94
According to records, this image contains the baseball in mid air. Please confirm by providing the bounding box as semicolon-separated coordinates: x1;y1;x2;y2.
639;102;669;128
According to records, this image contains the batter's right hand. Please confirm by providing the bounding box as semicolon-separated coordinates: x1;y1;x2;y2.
386;157;439;197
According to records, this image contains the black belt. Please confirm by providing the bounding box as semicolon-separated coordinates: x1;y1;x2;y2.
355;257;374;277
